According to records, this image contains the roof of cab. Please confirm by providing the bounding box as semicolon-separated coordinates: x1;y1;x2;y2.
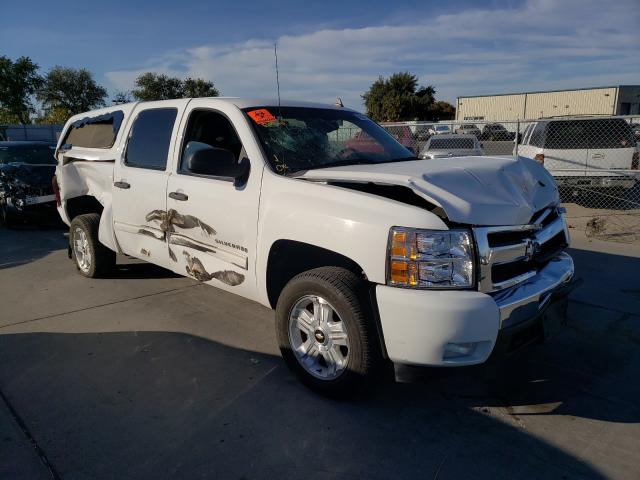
64;97;356;126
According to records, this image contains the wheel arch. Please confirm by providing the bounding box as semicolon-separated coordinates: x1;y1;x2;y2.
65;195;103;221
64;194;118;253
265;239;366;309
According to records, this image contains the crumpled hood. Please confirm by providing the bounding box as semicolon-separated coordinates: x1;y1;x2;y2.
297;156;558;226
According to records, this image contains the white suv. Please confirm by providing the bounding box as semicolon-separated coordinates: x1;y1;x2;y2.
517;117;639;190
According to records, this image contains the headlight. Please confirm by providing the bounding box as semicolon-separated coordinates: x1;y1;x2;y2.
387;227;475;288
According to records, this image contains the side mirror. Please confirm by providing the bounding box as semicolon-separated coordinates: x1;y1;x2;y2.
184;141;250;184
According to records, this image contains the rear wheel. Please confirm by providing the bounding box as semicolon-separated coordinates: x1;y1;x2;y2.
276;267;384;397
70;213;115;278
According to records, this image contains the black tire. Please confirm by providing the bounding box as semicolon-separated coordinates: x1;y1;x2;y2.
276;267;384;397
70;213;116;278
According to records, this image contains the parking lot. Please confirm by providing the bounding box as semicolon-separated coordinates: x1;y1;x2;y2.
1;225;639;480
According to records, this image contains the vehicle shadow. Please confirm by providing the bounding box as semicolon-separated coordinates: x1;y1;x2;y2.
0;225;67;269
0;329;625;480
107;261;181;280
0;225;179;279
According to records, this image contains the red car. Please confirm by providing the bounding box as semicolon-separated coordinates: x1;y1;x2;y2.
346;125;417;155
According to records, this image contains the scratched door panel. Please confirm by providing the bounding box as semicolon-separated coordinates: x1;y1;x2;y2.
164;103;264;301
164;173;260;300
112;168;171;265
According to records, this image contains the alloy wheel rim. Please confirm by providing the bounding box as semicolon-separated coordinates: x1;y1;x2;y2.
288;295;350;380
74;227;91;273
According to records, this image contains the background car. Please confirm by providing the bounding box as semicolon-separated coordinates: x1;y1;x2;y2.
428;124;452;136
481;123;514;141
419;134;484;159
0;141;58;227
516;117;639;192
414;124;434;141
379;124;418;154
455;123;481;138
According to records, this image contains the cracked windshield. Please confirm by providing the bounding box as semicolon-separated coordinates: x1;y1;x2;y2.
244;106;414;174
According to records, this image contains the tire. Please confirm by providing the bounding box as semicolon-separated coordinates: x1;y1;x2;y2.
70;213;116;278
276;267;384;397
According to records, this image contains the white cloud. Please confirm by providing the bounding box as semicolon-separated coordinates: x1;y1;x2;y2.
105;0;639;109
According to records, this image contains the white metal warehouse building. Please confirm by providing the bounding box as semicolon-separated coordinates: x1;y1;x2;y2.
455;85;640;122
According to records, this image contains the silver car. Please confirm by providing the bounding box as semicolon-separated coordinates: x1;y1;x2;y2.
455;123;482;138
419;134;484;159
428;124;452;136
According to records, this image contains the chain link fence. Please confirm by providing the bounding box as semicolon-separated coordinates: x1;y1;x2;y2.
0;124;63;142
381;116;640;243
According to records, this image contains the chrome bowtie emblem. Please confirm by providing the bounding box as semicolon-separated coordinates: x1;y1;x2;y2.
524;239;541;261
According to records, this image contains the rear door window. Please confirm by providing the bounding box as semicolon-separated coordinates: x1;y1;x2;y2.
62;111;124;148
125;108;177;170
544;121;587;149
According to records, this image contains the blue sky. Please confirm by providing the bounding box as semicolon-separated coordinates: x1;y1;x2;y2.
1;0;638;109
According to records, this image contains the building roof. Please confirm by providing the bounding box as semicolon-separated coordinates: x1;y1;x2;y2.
457;85;640;100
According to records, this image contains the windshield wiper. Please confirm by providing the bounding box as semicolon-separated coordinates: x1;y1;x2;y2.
382;156;419;163
305;159;378;170
288;156;419;175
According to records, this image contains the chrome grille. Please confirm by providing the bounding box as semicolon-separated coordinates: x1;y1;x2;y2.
474;207;570;293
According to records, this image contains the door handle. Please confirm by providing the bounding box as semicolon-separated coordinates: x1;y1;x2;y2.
591;153;605;159
169;191;188;201
114;181;130;189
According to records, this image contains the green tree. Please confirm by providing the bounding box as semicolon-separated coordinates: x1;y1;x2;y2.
183;77;219;98
0;56;43;124
35;106;72;125
362;72;438;122
112;91;132;104
38;66;107;117
132;72;220;101
132;73;183;101
429;100;456;121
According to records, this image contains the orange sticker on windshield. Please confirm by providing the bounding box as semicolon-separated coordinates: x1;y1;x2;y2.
247;108;276;125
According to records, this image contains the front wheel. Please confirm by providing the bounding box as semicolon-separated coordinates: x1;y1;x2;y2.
276;267;383;397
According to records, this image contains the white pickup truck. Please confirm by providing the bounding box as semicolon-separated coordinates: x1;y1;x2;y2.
53;98;576;396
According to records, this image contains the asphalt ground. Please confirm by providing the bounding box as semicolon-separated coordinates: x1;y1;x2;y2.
0;224;639;480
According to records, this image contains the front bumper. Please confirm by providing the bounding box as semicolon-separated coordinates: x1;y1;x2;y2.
376;252;575;366
2;196;60;224
556;176;637;190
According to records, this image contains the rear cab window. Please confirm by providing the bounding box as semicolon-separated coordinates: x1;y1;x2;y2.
62;111;124;149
